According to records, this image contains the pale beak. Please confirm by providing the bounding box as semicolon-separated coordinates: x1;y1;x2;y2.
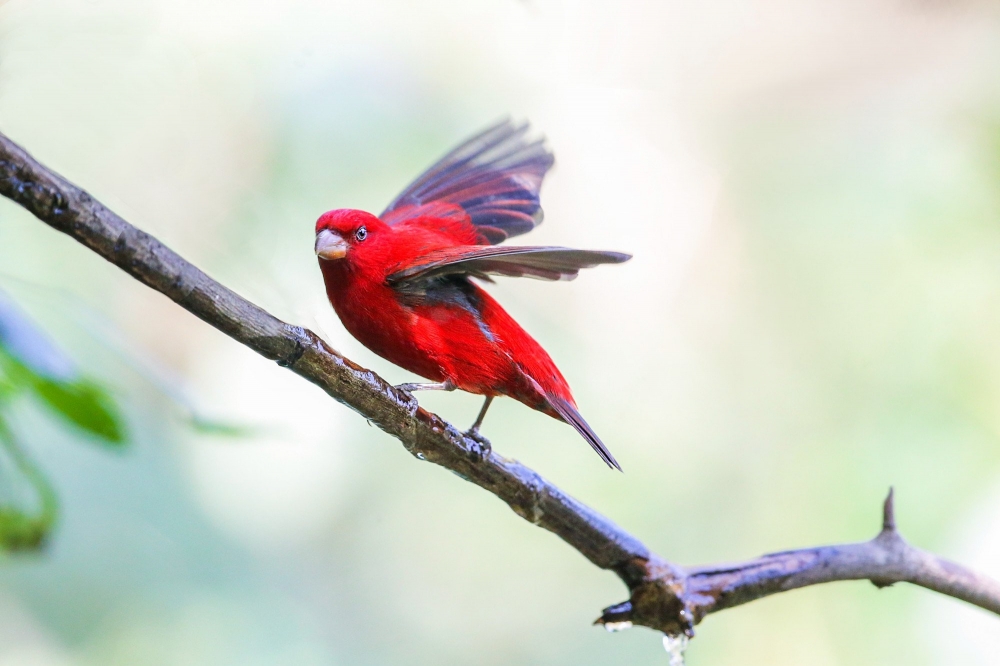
315;229;347;260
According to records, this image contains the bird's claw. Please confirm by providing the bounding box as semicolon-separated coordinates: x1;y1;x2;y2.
464;429;492;462
392;385;419;411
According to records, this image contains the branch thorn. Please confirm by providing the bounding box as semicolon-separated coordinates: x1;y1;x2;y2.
882;486;896;533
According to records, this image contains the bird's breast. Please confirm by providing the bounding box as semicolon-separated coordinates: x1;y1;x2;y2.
320;262;447;381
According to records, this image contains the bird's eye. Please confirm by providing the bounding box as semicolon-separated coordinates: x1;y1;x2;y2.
355;226;368;242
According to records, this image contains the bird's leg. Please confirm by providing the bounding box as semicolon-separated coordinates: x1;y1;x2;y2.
465;396;494;461
395;379;456;393
467;395;493;436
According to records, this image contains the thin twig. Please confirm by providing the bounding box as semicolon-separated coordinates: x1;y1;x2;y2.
1;130;998;638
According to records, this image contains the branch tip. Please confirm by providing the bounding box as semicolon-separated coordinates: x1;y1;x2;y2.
882;487;896;533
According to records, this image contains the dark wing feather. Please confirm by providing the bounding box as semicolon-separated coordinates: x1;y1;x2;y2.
381;119;554;244
387;246;631;288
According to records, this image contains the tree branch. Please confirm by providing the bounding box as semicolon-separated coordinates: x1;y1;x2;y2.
1;131;998;639
598;488;1000;635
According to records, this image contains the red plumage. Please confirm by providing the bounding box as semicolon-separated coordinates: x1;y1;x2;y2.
315;120;630;469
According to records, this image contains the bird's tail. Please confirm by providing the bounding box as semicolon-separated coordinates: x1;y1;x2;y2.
548;395;622;471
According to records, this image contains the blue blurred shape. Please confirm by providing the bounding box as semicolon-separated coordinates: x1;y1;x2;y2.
0;288;76;381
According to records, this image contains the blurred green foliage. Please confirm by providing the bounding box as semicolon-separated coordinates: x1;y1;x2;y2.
0;414;56;551
0;354;125;446
0;297;126;552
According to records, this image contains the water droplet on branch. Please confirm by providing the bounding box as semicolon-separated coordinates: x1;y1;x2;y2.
662;633;688;666
602;620;633;633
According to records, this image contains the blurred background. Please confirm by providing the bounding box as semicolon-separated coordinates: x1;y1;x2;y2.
1;0;1000;663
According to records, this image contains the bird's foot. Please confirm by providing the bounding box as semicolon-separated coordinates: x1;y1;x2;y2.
395;380;456;393
392;385;419;410
464;428;492;462
394;380;456;411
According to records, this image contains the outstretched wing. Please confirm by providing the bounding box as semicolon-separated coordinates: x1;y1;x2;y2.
381;119;554;245
387;245;631;287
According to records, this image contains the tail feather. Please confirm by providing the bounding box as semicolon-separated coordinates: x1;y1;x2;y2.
548;395;622;471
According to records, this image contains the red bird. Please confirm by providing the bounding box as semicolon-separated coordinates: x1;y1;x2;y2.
315;120;630;469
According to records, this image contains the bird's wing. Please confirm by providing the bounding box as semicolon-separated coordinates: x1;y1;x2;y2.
387;245;631;287
380;119;554;245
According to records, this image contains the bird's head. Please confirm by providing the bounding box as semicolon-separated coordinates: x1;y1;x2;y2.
314;209;387;262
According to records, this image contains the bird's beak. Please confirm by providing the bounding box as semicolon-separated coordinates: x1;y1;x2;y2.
315;229;347;261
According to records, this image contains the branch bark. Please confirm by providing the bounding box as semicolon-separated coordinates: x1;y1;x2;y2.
1;130;998;639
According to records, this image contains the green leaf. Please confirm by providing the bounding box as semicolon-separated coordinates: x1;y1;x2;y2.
0;374;19;402
0;348;126;447
0;417;57;553
0;292;126;447
188;413;261;438
30;377;126;446
0;507;51;551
